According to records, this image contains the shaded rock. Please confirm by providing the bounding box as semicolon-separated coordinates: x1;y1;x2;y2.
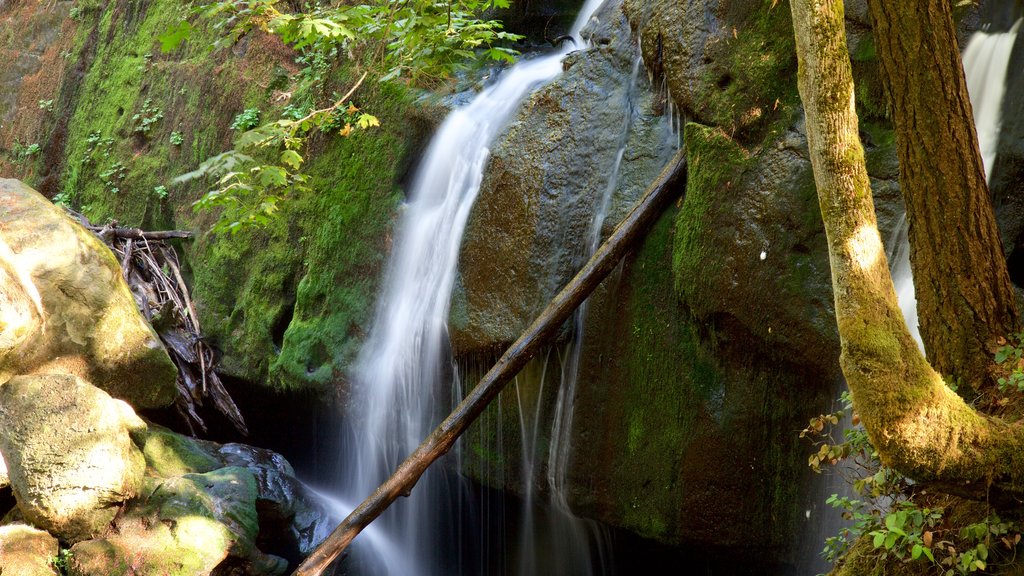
991;24;1024;289
0;523;59;576
450;0;676;354
0;373;146;543
0;179;178;409
672;123;837;377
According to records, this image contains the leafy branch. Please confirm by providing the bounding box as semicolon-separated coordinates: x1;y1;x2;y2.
178;73;378;234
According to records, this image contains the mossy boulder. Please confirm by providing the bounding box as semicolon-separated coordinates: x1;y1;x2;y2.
0;373;147;543
69;467;286;576
672;122;839;379
61;425;329;575
0;523;59;576
450;0;676;354
0;179;178;409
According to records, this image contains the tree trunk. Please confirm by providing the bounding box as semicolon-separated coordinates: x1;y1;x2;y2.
865;0;1020;384
790;0;1024;506
291;149;687;576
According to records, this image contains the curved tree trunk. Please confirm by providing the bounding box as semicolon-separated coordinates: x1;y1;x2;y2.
790;0;1024;503
865;0;1020;384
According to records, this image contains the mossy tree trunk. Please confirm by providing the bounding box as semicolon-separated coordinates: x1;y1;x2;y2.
790;0;1024;502
865;0;1020;384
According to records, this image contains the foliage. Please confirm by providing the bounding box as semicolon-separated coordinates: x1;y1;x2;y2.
180;75;380;234
132;98;165;136
11;142;41;159
170;131;185;146
166;0;522;233
49;548;73;576
230;108;262;131
38;99;55;112
994;332;1024;392
189;0;521;85
802;393;1024;574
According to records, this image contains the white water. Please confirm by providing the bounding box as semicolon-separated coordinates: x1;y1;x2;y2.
889;20;1020;352
334;3;607;574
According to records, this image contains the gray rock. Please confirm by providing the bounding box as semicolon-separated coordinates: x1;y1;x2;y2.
0;374;147;543
450;0;676;353
0;179;178;409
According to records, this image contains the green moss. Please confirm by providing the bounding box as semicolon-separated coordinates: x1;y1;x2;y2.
140;425;221;478
44;0;428;394
673;123;751;303
693;0;801;144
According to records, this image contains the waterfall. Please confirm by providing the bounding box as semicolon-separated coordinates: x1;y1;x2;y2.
334;4;605;574
889;19;1020;352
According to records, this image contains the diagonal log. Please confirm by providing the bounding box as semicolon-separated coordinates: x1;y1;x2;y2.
293;149;687;576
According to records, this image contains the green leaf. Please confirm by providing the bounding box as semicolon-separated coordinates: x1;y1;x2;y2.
158;21;193;53
356;114;380;129
257;166;289;187
280;149;303;170
912;544;923;560
872;532;885;548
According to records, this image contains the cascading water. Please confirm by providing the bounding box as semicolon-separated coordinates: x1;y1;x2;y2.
889;20;1020;350
334;2;608;573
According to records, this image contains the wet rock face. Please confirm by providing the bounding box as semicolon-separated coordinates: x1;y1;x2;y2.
0;374;147;543
450;0;676;354
992;27;1024;289
0;179;178;409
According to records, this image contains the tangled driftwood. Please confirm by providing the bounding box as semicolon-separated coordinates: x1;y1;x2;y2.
69;212;248;436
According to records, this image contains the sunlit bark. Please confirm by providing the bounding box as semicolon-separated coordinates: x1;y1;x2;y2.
790;0;1024;502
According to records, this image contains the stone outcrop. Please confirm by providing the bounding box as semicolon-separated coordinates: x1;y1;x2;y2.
0;523;59;576
450;0;677;354
0;179;178;409
0;374;146;542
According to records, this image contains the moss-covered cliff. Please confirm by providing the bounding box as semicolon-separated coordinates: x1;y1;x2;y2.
0;0;434;396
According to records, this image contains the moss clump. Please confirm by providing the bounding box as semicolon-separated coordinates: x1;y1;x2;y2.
693;0;801;145
673;122;751;303
140;425;221;478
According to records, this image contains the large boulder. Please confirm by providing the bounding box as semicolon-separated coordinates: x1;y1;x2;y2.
0;179;177;408
0;523;59;576
0;373;147;542
66;426;330;575
449;0;676;354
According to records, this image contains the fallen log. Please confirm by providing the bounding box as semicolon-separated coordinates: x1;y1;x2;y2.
293;149;687;576
90;226;193;241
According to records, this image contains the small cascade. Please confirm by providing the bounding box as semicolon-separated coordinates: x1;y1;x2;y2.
333;2;606;574
964;20;1022;181
889;20;1020;352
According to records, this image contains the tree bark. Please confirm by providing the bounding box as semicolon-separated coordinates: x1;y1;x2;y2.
790;0;1024;507
865;0;1020;384
292;149;687;576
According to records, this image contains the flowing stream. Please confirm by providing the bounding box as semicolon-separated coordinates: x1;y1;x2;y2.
334;2;608;573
